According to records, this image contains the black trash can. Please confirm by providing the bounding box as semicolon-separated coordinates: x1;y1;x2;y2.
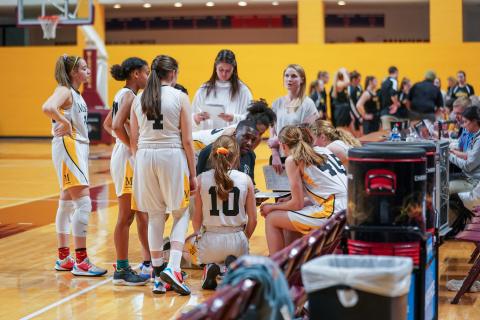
366;141;437;231
301;255;413;320
348;147;427;242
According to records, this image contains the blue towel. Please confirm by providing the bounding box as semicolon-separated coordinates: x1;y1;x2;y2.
221;255;294;320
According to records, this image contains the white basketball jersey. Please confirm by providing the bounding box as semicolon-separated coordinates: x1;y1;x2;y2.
192;125;235;153
302;146;348;210
111;87;135;142
133;86;183;147
52;88;89;143
199;169;249;229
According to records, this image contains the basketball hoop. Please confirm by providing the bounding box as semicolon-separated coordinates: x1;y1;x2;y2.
39;15;60;40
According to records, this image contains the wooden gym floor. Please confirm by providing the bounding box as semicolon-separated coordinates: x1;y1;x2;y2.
0;139;478;319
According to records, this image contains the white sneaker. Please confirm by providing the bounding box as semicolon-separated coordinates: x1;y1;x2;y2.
71;258;107;277
446;279;480;292
152;277;167;294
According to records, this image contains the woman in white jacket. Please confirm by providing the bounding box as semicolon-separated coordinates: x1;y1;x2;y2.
192;49;252;130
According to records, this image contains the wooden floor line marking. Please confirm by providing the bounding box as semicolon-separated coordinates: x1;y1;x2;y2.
19;277;113;320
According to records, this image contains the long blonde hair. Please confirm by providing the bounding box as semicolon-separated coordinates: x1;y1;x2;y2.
284;64;307;112
310;119;361;147
279;125;326;166
208;135;240;201
55;55;81;88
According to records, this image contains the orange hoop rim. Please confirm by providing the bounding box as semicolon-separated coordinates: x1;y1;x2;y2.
38;15;60;22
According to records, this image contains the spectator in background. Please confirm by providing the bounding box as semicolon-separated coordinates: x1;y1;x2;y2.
408;71;444;122
309;79;327;120
396;77;411;121
348;70;363;137
449;71;475;106
317;71;330;119
356;76;381;134
434;77;446;107
379;66;402;130
445;76;458;108
331;68;353;134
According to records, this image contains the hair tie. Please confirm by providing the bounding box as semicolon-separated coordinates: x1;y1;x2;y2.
62;54;68;61
216;147;229;156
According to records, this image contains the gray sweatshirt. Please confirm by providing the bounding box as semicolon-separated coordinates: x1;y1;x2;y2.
450;130;480;182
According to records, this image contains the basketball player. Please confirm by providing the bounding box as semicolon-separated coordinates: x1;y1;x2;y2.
260;125;348;254
130;55;197;295
183;136;257;290
42;55;107;276
103;57;152;286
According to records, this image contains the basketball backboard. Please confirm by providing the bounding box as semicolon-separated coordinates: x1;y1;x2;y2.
17;0;94;25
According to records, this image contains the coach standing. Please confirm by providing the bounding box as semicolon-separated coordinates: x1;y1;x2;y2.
408;71;444;122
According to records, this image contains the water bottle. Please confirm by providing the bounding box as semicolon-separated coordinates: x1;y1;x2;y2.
389;124;401;142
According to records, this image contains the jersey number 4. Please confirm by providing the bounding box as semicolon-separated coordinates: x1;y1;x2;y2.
317;155;346;176
208;186;240;216
147;114;164;130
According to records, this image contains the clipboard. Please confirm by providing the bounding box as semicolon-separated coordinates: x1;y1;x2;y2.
202;103;225;119
255;191;290;199
263;165;290;191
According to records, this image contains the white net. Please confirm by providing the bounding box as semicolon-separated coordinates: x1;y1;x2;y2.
39;15;60;39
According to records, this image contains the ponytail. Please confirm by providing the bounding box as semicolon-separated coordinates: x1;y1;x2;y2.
334;128;362;147
310;119;361;147
141;55;178;119
110;57;148;82
279;125;326;166
209;136;239;201
55;54;80;88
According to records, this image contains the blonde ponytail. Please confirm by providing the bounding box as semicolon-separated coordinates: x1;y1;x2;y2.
279;125;326;166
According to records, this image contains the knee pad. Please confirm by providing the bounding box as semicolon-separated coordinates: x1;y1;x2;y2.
72;196;92;237
170;211;190;245
55;200;75;234
148;211;166;252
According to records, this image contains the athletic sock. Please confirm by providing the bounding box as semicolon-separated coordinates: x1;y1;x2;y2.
167;250;182;272
117;259;129;270
75;248;87;263
58;247;70;260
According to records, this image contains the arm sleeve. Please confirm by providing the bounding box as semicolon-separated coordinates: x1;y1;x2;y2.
301;98;320;122
449;138;480;173
191;87;205;130
232;85;253;124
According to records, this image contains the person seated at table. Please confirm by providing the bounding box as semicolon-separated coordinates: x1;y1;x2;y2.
449;106;480;195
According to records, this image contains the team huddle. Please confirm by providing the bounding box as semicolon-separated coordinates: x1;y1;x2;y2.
42;50;351;296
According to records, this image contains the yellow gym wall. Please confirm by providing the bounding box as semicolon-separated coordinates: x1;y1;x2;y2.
1;0;478;137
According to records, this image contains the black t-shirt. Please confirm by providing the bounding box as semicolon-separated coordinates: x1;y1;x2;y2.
310;90;327;116
451;84;475;100
196;143;256;183
380;77;398;115
349;85;363;107
408;80;443;114
364;90;380;115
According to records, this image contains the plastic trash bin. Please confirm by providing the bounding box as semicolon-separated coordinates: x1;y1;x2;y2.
301;255;413;320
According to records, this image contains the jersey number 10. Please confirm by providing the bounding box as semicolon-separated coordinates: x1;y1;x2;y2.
208;186;240;216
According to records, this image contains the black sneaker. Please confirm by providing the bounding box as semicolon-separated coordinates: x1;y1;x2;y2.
224;255;237;270
201;263;221;290
113;267;148;286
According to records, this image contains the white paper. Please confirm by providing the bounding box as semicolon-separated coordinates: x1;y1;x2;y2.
255;191;290;199
263;165;291;191
202;103;225;120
